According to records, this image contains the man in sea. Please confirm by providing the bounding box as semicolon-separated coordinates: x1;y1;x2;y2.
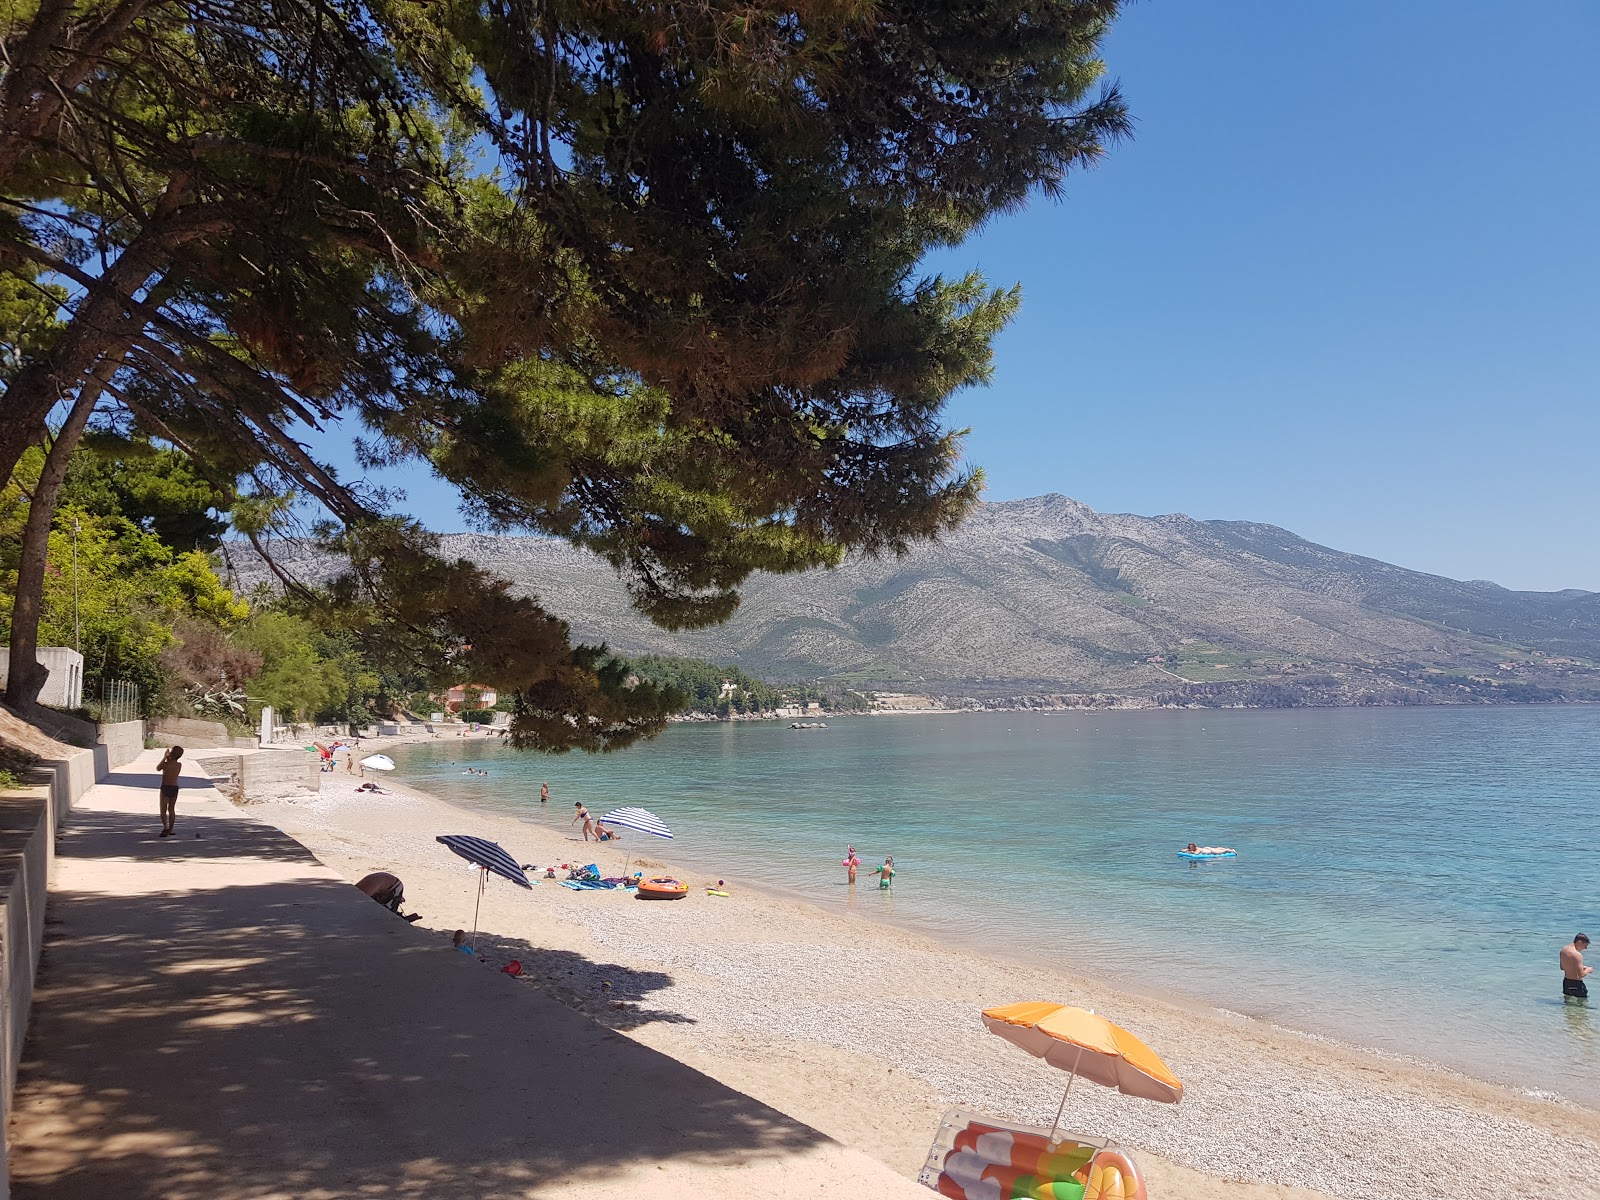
156;745;183;837
541;782;549;804
1561;933;1592;1001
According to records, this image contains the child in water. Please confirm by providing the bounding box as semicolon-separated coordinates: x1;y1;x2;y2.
843;845;860;884
871;856;895;889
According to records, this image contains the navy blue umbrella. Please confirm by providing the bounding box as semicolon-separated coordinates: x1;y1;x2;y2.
437;834;531;950
436;835;532;889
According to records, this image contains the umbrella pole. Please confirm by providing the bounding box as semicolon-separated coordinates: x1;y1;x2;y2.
1047;1046;1084;1145
470;867;484;951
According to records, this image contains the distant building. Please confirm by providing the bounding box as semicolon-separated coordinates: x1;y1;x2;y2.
718;680;738;698
443;683;498;713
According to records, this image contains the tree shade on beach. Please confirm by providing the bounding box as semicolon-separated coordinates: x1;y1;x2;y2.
0;0;1131;748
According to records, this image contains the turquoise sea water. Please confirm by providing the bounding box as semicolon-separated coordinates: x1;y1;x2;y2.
391;706;1600;1105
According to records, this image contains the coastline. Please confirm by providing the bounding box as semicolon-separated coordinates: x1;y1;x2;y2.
251;759;1600;1200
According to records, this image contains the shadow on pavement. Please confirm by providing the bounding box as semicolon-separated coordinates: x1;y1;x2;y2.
11;866;826;1199
50;805;320;864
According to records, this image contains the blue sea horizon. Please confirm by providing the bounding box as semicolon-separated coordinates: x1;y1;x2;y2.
391;704;1600;1107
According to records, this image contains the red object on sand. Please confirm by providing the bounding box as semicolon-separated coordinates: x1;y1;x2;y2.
502;961;523;977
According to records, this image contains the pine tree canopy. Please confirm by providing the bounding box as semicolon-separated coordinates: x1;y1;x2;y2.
0;0;1130;748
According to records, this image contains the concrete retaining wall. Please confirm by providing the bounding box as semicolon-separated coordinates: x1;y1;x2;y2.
96;720;144;772
192;749;320;803
0;715;144;1196
0;792;49;1143
149;716;256;750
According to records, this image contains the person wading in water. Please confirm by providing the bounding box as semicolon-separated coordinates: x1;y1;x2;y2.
1562;933;1593;1001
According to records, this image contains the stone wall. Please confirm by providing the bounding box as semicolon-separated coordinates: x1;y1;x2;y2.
191;749;320;803
149;716;256;750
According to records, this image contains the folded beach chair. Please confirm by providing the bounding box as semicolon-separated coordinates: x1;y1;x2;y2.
918;1108;1146;1200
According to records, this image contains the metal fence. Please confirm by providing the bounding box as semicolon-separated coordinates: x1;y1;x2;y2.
87;679;142;725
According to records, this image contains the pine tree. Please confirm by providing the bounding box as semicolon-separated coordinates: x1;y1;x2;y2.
0;0;1130;748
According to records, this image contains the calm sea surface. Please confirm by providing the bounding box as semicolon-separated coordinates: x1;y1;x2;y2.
390;706;1600;1105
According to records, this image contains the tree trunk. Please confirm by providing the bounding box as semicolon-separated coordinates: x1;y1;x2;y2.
0;172;192;490
4;364;111;712
0;240;163;489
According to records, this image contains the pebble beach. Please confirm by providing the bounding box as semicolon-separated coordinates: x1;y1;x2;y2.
252;764;1600;1200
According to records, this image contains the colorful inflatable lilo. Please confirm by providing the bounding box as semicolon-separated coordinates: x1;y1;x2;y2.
920;1111;1147;1200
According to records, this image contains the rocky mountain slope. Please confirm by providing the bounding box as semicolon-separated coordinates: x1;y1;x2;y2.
240;495;1600;704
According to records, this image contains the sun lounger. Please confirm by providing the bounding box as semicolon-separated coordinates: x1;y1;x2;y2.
919;1107;1146;1200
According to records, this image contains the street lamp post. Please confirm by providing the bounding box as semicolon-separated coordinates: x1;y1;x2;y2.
72;517;81;653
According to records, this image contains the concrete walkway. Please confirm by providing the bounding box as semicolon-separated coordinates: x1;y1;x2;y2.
8;752;928;1199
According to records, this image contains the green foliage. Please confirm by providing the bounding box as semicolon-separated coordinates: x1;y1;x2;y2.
233;613;346;725
0;268;64;385
0;449;249;710
0;745;37;791
60;434;232;552
630;655;782;715
457;708;496;725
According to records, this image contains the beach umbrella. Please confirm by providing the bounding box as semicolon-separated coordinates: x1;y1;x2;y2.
436;834;532;951
597;807;674;839
360;754;396;772
982;1001;1182;1143
597;806;673;879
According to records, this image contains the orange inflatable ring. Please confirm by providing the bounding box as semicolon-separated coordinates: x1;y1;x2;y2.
636;877;688;900
1083;1149;1146;1200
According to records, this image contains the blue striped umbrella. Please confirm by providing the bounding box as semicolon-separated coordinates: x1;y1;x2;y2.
597;807;673;839
597;807;673;881
436;834;531;951
436;835;533;888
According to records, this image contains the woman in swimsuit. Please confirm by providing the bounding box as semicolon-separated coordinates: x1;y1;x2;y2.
843;845;860;885
573;802;594;841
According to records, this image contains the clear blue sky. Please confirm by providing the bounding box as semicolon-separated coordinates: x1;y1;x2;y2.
336;1;1600;591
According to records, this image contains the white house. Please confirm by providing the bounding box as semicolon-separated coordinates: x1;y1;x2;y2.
0;647;85;709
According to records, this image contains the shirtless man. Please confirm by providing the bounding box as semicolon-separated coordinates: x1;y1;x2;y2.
156;746;183;837
1561;933;1593;1001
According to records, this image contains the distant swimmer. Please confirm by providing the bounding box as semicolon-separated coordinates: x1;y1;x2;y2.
1562;933;1593;1000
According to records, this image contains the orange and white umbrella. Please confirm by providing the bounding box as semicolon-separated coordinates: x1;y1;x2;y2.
982;1001;1182;1142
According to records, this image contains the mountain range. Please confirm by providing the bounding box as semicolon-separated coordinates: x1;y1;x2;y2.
243;495;1600;706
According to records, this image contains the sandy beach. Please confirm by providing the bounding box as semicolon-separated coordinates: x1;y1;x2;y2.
253;761;1600;1200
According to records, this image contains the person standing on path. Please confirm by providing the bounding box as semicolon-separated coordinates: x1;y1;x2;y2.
1562;933;1593;1000
573;801;594;841
541;781;549;804
156;746;183;837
